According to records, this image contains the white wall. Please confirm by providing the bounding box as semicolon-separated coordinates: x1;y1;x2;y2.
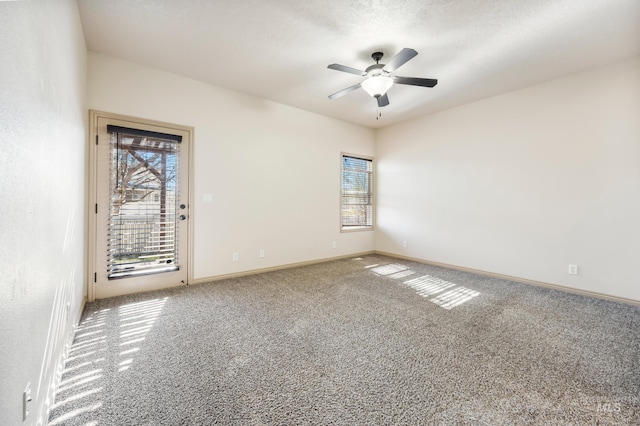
376;57;640;301
0;1;87;425
88;52;375;281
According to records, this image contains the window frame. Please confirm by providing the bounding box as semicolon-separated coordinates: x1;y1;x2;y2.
340;152;374;232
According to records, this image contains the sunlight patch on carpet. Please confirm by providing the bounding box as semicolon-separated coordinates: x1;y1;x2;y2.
49;298;168;424
47;402;103;426
430;286;480;309
369;263;479;309
117;298;168;369
403;274;480;309
370;263;416;279
403;275;456;296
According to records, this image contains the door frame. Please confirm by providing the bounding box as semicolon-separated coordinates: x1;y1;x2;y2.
87;110;194;301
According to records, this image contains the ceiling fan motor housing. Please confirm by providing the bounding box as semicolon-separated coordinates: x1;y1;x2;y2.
365;63;386;77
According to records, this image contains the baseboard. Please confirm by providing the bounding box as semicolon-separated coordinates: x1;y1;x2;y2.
375;250;640;307
190;251;376;285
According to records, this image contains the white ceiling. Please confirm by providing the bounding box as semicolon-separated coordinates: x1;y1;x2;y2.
77;0;640;129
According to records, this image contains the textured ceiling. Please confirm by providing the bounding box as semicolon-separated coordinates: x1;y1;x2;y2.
77;0;640;129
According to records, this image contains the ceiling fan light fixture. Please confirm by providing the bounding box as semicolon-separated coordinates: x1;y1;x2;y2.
361;75;393;98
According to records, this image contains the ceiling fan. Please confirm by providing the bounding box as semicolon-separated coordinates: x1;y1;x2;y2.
327;48;438;108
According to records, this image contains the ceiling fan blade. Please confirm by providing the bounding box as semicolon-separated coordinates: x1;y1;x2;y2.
382;48;418;72
328;83;362;99
377;93;390;107
394;76;438;87
327;63;367;76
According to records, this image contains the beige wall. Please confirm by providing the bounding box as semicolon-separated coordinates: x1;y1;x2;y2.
0;1;87;424
376;57;640;301
87;52;375;281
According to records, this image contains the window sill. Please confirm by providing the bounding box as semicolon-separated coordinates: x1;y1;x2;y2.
340;226;374;233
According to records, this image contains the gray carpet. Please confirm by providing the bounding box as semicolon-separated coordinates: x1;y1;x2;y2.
48;254;640;425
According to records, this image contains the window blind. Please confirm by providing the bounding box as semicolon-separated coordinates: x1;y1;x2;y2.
107;127;180;279
341;155;373;228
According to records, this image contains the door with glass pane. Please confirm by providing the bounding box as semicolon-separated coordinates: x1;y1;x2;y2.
92;113;190;299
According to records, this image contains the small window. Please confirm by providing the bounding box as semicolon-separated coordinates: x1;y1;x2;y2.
341;154;373;231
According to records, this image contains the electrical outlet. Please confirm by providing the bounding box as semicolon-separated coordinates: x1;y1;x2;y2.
232;252;239;262
23;383;32;421
402;241;407;248
259;249;265;258
568;264;579;275
332;241;336;249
